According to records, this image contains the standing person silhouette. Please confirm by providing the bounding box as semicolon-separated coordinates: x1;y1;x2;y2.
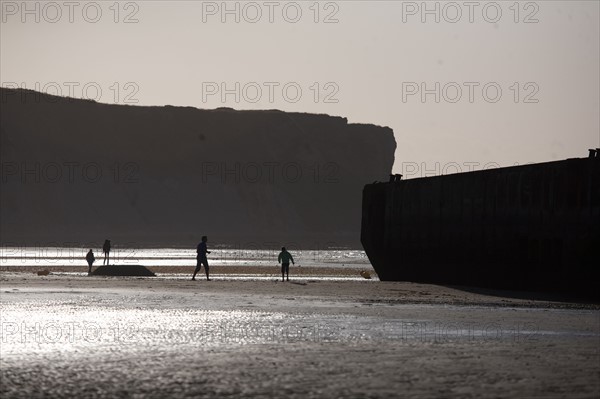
103;239;111;265
86;249;96;275
192;236;211;281
278;247;295;282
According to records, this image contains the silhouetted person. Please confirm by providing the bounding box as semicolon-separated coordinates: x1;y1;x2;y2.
86;249;95;275
192;236;211;281
103;239;111;265
278;247;295;282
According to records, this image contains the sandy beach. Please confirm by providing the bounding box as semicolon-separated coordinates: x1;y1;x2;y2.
0;265;368;278
1;271;599;398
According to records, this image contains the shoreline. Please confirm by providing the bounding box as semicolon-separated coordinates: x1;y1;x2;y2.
0;265;371;277
1;271;597;310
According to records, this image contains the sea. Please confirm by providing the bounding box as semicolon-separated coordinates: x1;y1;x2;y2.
0;246;371;269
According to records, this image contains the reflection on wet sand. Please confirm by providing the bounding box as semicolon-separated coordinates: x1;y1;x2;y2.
1;273;598;398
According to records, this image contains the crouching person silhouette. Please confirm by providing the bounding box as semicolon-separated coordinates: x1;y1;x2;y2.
86;249;96;275
278;247;295;282
192;236;211;281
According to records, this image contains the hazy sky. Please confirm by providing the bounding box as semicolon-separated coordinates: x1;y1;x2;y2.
2;0;598;176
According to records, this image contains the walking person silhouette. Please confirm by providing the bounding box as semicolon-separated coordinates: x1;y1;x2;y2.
102;239;111;265
86;249;96;275
192;236;211;281
278;247;295;282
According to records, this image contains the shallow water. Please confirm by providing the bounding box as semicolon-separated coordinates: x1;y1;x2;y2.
0;247;369;268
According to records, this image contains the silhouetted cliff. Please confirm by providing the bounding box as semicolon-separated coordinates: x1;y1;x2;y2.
1;88;395;248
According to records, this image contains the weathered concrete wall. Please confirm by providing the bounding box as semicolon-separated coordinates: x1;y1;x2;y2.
362;157;599;297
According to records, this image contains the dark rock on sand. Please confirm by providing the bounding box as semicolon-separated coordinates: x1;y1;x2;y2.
92;265;156;277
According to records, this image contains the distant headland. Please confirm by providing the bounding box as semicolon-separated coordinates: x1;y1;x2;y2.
0;88;396;249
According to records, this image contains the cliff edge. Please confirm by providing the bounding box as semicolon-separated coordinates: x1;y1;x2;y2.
1;88;396;248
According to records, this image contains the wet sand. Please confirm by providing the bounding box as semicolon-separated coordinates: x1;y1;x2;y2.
1;272;598;398
0;265;367;278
